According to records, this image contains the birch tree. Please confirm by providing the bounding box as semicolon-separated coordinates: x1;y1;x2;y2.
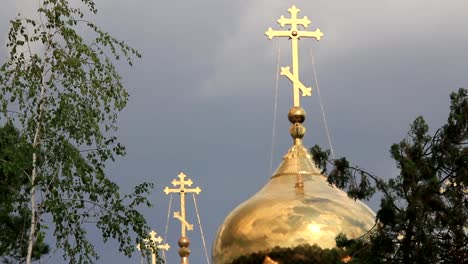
0;0;155;263
0;122;49;263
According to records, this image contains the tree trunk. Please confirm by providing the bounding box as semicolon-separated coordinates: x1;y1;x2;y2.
26;75;46;264
26;153;37;264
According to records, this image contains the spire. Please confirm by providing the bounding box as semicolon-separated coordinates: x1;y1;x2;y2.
164;172;202;264
265;5;323;107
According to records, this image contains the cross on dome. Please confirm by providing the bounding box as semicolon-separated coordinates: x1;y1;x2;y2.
137;230;170;264
164;172;201;237
148;230;163;244
265;5;324;107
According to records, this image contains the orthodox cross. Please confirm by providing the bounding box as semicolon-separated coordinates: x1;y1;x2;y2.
137;230;170;264
164;172;202;237
265;5;324;107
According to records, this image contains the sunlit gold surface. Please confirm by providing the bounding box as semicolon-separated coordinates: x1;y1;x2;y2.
212;142;375;264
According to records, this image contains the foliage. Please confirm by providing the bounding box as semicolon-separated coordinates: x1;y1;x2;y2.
0;0;157;263
137;244;165;264
310;145;329;174
311;88;468;263
0;122;49;263
228;234;385;264
230;243;349;264
311;146;377;201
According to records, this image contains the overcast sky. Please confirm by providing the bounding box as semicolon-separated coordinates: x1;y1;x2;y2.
1;0;467;263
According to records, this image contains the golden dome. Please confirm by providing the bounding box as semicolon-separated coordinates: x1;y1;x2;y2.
212;6;375;263
212;108;375;264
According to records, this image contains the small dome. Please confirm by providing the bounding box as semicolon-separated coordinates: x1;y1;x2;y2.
212;140;375;264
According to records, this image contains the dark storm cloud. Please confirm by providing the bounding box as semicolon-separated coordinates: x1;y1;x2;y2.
1;0;467;263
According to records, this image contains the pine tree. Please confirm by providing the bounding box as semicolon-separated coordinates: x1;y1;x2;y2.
311;88;467;263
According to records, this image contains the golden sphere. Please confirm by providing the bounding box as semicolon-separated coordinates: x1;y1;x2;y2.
288;107;306;124
290;123;306;139
178;237;190;248
178;247;191;258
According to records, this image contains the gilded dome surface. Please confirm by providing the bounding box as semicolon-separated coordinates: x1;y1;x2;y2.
212;141;375;264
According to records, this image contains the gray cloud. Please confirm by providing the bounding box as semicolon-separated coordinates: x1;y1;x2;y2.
0;0;467;263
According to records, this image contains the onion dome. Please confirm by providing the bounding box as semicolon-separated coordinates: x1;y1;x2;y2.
212;107;375;263
212;5;375;263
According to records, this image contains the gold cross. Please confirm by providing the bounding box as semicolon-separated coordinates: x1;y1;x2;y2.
137;230;170;264
164;172;201;237
174;211;194;231
265;5;324;107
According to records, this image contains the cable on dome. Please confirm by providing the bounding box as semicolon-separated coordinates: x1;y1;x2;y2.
162;193;173;263
192;193;210;264
270;42;281;174
309;48;336;160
